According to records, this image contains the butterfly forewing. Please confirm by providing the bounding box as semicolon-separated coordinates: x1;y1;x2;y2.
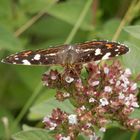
2;45;67;66
75;41;129;64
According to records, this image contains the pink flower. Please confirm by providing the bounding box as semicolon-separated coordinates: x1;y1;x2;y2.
42;60;140;139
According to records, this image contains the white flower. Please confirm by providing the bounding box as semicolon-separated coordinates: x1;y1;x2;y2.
65;76;74;83
42;116;57;130
124;95;135;107
124;68;131;76
80;105;86;110
97;70;101;74
125;94;134;101
42;116;50;123
125;101;130;106
100;98;109;106
118;92;125;99
89;98;95;103
109;79;114;84
68;114;77;124
116;80;121;87
63;92;70;97
121;83;127;88
51;75;57;80
104;86;112;93
131;102;139;108
60;136;71;140
49;122;57;130
99;127;106;132
119;75;130;85
86;123;92;127
129;94;135;100
104;67;109;74
91;81;99;86
130;83;137;91
43;82;49;86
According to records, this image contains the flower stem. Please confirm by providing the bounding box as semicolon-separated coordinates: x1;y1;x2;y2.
1;117;10;140
12;82;43;129
14;0;57;37
130;131;138;140
64;0;93;44
112;0;138;41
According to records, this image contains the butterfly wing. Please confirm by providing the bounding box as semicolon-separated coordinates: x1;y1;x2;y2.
2;41;129;66
75;41;129;64
2;45;67;66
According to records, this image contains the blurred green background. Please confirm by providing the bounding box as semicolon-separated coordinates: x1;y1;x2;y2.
0;0;140;140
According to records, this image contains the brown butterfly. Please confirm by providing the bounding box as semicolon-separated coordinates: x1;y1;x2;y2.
1;41;129;67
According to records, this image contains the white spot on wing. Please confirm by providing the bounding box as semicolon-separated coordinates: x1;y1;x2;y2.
102;52;111;60
95;48;101;55
82;48;95;52
46;53;56;56
15;57;19;60
34;54;41;60
22;59;31;65
68;45;74;50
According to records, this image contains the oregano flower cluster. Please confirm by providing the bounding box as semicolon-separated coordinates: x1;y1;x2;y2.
42;61;140;140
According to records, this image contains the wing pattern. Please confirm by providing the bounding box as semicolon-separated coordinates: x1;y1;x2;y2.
2;45;66;66
2;41;129;66
75;41;129;64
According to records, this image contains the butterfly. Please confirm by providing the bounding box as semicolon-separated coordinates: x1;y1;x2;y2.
1;41;129;67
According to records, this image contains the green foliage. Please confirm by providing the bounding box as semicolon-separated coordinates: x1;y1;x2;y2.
47;0;93;31
122;25;140;75
0;0;140;140
28;97;75;120
12;129;54;140
0;107;19;139
124;25;140;39
0;26;22;51
103;128;133;140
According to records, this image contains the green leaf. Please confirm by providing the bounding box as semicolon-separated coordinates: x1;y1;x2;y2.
130;109;140;119
33;89;56;104
12;129;54;140
124;25;140;39
47;0;93;31
103;128;132;140
14;66;45;91
0;65;31;110
28;98;75;120
0;0;13;29
22;124;35;131
122;41;140;74
30;17;72;41
96;19;128;41
0;26;22;51
97;19;121;40
20;0;56;13
77;134;89;140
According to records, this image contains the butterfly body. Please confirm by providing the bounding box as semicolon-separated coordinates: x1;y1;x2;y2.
2;41;129;66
